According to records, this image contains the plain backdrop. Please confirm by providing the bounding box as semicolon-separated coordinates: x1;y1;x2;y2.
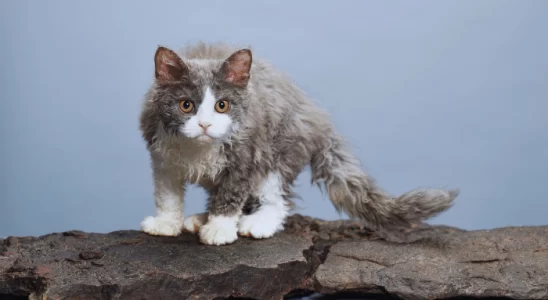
1;0;547;237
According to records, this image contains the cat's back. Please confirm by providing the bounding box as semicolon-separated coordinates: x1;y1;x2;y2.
177;42;330;134
177;42;293;84
178;42;239;61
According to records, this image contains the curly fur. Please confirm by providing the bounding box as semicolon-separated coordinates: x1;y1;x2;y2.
139;42;459;244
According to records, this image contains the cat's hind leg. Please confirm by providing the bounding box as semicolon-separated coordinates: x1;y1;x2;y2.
182;213;208;233
238;172;290;239
183;193;259;234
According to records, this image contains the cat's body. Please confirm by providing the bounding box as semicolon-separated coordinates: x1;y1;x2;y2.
139;42;458;245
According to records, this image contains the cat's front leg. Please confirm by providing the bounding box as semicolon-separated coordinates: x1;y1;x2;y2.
140;165;185;237
238;172;290;239
198;185;249;246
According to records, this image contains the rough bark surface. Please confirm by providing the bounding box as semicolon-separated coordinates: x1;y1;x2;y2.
1;214;547;300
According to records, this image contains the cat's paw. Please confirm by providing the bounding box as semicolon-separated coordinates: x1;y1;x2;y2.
238;212;283;239
140;214;183;236
182;213;208;234
199;215;238;245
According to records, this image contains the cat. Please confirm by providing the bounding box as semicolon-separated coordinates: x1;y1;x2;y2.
138;42;459;245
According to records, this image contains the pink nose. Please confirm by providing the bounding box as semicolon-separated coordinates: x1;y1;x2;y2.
198;123;211;130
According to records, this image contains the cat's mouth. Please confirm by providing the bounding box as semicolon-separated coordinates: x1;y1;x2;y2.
196;134;214;143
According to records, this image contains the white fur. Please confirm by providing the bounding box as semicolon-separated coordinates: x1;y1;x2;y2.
238;172;289;239
140;172;184;236
141;213;182;236
180;87;233;141
182;213;208;233
151;127;226;183
199;214;239;245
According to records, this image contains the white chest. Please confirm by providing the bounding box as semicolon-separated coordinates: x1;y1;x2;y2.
152;135;226;185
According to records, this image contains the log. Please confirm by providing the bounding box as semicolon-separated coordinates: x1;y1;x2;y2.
1;214;547;300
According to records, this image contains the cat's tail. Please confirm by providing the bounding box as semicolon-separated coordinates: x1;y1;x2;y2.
310;136;458;242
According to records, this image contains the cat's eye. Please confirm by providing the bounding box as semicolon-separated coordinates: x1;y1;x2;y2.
179;99;194;113
215;99;230;113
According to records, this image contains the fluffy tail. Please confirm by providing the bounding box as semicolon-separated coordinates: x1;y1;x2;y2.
310;136;459;243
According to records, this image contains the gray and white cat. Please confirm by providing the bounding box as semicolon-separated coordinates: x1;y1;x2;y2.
139;42;458;245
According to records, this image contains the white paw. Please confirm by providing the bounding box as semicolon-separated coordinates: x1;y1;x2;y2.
182;213;208;233
140;214;183;236
198;215;239;246
238;210;283;239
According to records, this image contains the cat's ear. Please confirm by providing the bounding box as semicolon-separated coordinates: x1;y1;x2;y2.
220;49;252;87
154;46;189;85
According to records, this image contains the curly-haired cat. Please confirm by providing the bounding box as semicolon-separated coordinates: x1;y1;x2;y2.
139;42;459;245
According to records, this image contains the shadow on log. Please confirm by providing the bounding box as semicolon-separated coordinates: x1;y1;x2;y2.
1;214;547;300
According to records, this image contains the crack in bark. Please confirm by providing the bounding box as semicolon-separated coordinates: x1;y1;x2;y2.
470;275;501;283
334;253;391;268
460;258;503;264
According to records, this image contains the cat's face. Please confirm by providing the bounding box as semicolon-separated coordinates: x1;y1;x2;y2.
150;46;252;144
178;87;237;142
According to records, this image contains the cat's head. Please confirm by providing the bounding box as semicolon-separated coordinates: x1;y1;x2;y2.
147;46;252;144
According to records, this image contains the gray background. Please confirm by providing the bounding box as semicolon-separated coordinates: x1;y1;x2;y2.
1;0;547;237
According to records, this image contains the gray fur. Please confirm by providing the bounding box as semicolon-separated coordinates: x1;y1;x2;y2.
139;42;459;243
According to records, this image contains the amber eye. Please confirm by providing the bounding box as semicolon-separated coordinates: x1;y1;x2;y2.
179;100;194;113
215;99;230;113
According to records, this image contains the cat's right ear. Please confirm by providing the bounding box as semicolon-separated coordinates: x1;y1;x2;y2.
154;46;189;85
220;49;252;87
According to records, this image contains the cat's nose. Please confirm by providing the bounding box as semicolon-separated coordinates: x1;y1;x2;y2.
198;122;211;130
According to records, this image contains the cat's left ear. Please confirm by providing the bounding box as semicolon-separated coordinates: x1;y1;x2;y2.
220;49;252;87
154;46;189;85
